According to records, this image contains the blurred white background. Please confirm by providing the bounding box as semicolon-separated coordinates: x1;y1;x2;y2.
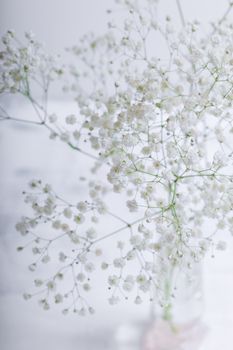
0;1;233;349
1;0;231;52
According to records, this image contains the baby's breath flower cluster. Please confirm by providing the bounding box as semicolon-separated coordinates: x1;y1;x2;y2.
0;30;63;94
16;179;109;315
1;0;233;320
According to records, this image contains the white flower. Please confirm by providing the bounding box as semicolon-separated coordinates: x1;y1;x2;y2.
61;223;70;232
43;302;50;311
130;235;142;246
108;275;119;286
74;214;85;224
77;273;86;282
79;307;86;316
77;201;88;212
34;279;43;287
69;231;80;244
43;184;52;193
91;216;99;223
56;272;64;280
123;280;134;292
144;262;154;271
101;262;109;270
216;241;227;251
47;281;56;291
113;258;126;268
117;241;124;250
52;220;61;229
73;130;81;140
213;151;227;168
41;255;50;263
86;228;97;240
23;293;31;300
59;252;67;262
55;293;63;303
15;221;28;235
32;247;41;255
63;208;72;218
88;307;95;314
126;250;136;260
126;199;138;212
65;114;77;125
60;132;70;142
28;263;36;272
136;274;147;285
135;296;142;304
95;248;102;256
48;114;57;123
139;281;151;293
84;262;95;273
109;296;120;305
83;283;91;291
215;127;224;143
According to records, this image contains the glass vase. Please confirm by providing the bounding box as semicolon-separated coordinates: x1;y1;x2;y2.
115;263;206;350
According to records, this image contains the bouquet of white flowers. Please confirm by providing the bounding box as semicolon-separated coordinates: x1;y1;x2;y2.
1;0;233;331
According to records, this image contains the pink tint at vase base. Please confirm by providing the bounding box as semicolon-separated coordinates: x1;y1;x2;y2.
142;318;207;350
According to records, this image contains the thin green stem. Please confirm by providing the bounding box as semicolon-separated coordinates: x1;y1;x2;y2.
176;0;185;27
